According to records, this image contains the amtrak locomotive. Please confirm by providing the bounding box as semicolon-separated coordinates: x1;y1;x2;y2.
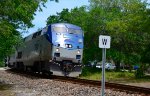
8;23;84;77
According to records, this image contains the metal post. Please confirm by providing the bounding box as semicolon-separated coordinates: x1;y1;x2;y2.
101;48;106;96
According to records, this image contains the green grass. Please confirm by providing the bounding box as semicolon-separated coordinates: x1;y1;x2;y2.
0;61;5;67
79;67;150;83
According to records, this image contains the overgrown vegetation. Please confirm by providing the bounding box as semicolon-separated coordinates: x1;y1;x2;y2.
0;0;58;62
46;0;150;77
0;61;4;67
80;67;150;83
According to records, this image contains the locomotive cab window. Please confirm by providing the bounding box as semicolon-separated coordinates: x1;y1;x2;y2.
52;26;67;33
17;52;22;59
68;28;82;34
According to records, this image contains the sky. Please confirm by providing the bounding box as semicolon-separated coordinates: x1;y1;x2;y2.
23;0;150;37
23;0;89;37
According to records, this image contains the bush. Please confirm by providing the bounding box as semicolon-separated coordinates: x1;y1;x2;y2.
117;72;126;77
81;67;101;76
135;68;144;78
0;61;5;67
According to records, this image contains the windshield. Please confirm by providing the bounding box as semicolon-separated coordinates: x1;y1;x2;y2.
52;26;82;35
52;26;67;33
68;28;82;34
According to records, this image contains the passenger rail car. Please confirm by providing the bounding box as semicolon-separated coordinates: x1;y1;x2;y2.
8;23;84;77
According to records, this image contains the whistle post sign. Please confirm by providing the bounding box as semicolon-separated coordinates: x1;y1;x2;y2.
99;35;111;48
99;35;111;96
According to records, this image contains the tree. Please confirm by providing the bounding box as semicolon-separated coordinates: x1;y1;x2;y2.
0;0;58;62
89;0;150;68
46;8;70;24
46;0;150;69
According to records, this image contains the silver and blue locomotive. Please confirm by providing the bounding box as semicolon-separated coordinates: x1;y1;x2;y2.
8;23;84;77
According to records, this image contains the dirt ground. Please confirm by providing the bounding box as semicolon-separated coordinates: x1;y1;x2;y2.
0;67;149;96
127;82;150;88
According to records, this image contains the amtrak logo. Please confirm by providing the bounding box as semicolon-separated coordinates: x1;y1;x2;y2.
64;39;74;43
55;35;66;47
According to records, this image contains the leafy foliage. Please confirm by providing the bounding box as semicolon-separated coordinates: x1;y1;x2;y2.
46;0;150;70
0;0;58;61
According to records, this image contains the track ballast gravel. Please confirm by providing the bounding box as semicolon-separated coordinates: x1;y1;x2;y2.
0;70;145;96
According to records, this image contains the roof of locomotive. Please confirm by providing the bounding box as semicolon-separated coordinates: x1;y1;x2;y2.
50;23;82;30
24;23;82;42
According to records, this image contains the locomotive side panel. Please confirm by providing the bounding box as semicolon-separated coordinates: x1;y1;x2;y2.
22;35;53;70
39;35;52;60
22;36;42;66
8;33;52;68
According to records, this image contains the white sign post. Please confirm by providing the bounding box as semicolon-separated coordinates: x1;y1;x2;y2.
99;35;111;96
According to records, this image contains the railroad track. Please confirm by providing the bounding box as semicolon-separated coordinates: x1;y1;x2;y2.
52;75;150;95
6;69;150;95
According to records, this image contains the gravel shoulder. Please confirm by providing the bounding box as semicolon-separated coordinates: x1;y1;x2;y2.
127;82;150;88
0;67;8;71
0;69;147;96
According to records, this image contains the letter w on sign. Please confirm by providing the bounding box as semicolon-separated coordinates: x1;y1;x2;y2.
102;39;107;45
99;35;111;48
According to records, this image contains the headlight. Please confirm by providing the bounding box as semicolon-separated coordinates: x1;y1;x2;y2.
77;50;80;54
69;44;72;48
56;48;59;52
65;44;72;48
65;44;68;48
